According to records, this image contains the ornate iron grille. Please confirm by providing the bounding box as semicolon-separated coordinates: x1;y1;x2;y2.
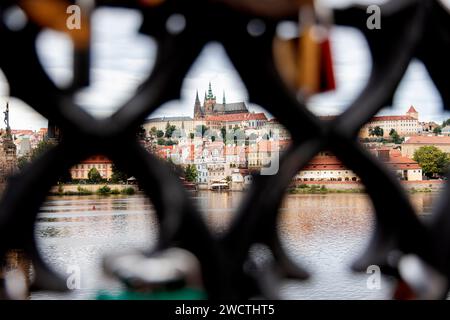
1;0;450;300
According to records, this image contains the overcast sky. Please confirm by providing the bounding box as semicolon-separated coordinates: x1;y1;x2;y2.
1;3;449;130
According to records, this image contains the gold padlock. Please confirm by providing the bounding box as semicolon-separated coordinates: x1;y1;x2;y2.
19;0;90;50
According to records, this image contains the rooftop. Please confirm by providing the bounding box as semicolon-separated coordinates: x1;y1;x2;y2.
369;115;416;122
407;105;418;113
205;112;267;122
404;136;450;144
80;155;112;164
146;116;193;122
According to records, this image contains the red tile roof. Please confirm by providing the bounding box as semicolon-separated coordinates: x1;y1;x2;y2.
302;156;346;171
369;115;416;122
384;156;421;170
302;154;421;171
11;129;35;135
404;136;450;144
80;155;113;164
205;113;267;122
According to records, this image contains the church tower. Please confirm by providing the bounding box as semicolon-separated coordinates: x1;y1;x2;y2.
203;82;216;115
193;90;203;119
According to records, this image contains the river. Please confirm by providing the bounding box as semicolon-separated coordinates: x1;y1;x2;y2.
23;191;438;299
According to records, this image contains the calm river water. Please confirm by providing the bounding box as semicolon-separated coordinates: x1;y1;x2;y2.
27;191;438;300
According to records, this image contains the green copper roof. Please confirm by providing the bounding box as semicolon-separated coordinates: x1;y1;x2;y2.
207;82;216;100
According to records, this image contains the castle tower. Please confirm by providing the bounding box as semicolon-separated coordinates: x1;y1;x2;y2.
406;105;419;120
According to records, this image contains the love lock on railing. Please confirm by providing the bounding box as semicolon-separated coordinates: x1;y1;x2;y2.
0;0;450;300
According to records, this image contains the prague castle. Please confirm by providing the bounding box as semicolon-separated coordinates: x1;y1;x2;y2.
144;83;268;135
359;106;421;138
194;82;249;119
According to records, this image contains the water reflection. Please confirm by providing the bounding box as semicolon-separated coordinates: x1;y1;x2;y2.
3;191;439;299
33;195;158;299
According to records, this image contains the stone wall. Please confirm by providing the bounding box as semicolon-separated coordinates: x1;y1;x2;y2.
50;184;139;193
293;180;445;191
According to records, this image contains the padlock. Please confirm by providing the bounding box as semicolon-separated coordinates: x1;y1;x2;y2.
98;247;206;300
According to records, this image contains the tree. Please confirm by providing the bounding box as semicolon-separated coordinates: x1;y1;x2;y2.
433;126;442;135
165;122;176;138
195;125;209;137
165;140;177;146
149;126;157;137
156;130;164;138
88;167;103;183
189;133;195;139
372;126;384;137
17;156;30;171
443;119;450;127
157;138;165;145
413;146;450;178
110;163;128;183
184;164;198;182
221;126;227;142
389;129;403;144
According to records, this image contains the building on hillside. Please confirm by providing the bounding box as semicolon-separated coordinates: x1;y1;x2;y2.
70;155;113;180
371;148;422;181
196;162;209;185
264;119;291;140
295;156;359;182
207;162;230;184
15;136;31;157
402;136;450;158
205;112;268;131
295;148;422;182
154;145;175;161
441;125;450;136
194;82;249;119
247;139;288;169
230;168;253;191
143;116;204;137
421;121;440;134
225;144;247;168
359;106;421;138
143;83;257;137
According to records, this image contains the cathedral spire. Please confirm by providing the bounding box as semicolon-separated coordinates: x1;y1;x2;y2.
207;82;215;100
208;82;212;98
195;90;200;104
194;89;203;119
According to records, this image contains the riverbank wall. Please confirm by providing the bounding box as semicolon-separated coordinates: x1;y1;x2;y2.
292;180;445;191
50;184;139;193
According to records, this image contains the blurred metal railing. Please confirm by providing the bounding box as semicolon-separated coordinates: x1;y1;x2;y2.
1;0;450;299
